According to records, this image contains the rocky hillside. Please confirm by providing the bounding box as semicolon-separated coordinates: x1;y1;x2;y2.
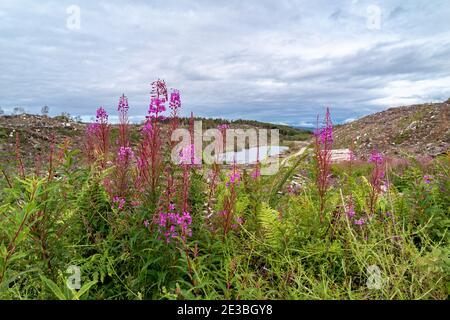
0;114;85;166
0;114;310;167
333;99;450;158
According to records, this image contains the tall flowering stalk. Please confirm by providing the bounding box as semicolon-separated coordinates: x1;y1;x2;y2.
156;203;193;274
314;108;333;222
148;80;167;196
114;146;134;199
136;121;152;194
95;107;110;168
367;150;385;215
113;95;133;200
168;89;181;145
165;89;182;209
221;162;240;238
84;107;110;169
206;123;229;216
117;94;129;148
136;80;167;205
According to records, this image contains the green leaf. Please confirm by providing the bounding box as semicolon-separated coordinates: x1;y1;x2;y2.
40;275;67;300
73;280;97;300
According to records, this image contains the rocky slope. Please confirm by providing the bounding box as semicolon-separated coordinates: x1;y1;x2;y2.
333;99;450;158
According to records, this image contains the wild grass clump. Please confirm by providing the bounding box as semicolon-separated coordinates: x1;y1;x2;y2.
0;82;448;300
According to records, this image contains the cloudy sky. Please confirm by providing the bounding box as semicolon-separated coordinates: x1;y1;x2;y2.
1;0;450;126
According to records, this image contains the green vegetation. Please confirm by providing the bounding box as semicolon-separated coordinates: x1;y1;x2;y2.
0;146;448;299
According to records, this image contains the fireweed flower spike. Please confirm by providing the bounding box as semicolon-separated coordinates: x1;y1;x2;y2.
112;196;126;211
117;94;130;148
157;206;193;244
117;146;134;163
346;201;356;219
314;107;333;222
367;149;385;215
88;106;110;168
169;89;181;111
96;107;108;122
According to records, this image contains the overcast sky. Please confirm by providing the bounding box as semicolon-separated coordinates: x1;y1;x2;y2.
1;0;450;126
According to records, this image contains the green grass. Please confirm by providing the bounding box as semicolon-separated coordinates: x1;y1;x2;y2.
0;147;448;300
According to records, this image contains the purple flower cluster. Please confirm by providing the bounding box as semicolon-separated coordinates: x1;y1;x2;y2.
217;124;230;131
96;107;108;123
157;208;192;243
169;90;181;110
148;97;166;115
117;146;134;163
314;111;333;145
346;202;355;219
353;218;366;226
86;123;99;135
231;216;244;230
118;94;129;113
368;151;383;165
226;170;241;187
179;144;198;165
142;121;153;137
423;175;431;184
112;196;126;210
251;166;261;179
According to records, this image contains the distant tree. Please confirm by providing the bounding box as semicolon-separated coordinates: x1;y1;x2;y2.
59;112;72;122
41;105;49;116
74;115;82;123
0;107;4;115
13;107;25;115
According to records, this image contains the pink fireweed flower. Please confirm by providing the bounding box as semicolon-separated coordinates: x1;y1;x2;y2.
346;203;355;219
179;144;200;165
251;166;261;179
169;90;181;110
314;111;333;146
96;107;108;122
148;97;166;114
367;149;385;214
218;210;227;217
226;171;241;187
142;121;153;136
112;196;126;210
368;150;384;165
231;216;244;229
314;108;333;223
157;209;193;243
217;124;230;131
143;219;149;228
117;146;134;163
87;123;99;135
151;79;168;101
368;150;385;181
118;94;129;113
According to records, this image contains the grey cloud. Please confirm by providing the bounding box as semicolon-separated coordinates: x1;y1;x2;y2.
1;0;450;127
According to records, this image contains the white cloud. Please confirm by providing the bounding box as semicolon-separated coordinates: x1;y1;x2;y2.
0;0;450;125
